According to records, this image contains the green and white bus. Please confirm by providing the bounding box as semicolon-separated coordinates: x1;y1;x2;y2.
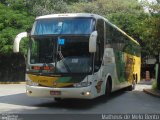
13;13;141;100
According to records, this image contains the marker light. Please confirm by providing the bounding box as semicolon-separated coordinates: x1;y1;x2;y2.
81;91;91;96
43;66;50;70
33;66;41;70
43;66;54;70
32;66;54;71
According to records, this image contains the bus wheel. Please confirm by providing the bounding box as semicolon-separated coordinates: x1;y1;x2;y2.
132;76;136;90
105;80;111;98
54;98;62;102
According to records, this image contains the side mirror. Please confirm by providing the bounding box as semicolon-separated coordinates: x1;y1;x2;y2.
13;32;28;53
89;31;98;53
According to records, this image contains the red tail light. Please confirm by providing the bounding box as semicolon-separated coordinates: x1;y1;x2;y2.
43;66;50;70
32;66;54;71
33;66;41;70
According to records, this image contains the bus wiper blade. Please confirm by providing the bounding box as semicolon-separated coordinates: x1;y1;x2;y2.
58;51;71;73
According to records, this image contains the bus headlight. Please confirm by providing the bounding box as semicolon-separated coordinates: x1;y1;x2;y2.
26;80;39;86
73;82;91;87
81;91;91;96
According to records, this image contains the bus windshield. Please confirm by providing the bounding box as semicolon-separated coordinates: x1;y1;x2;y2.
29;36;92;74
31;18;95;35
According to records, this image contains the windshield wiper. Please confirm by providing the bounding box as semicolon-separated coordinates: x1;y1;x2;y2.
57;43;71;73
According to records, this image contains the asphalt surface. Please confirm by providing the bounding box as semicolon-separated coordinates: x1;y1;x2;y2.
0;82;160;115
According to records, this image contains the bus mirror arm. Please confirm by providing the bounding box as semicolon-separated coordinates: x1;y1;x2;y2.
89;31;97;53
13;32;28;53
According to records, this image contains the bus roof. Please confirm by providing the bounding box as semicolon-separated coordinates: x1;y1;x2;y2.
36;13;104;20
36;13;139;45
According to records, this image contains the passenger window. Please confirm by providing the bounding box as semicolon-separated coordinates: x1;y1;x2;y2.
94;19;105;71
105;22;112;44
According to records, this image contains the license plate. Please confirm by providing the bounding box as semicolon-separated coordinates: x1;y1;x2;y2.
50;91;61;95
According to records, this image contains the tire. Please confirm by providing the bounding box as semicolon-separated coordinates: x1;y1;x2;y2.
105;80;111;98
135;74;138;84
132;75;136;90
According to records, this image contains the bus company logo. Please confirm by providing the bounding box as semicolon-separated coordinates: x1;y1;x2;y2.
38;79;48;83
95;81;103;93
53;82;57;87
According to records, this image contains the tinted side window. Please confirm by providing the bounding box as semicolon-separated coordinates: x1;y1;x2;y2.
96;19;105;62
105;22;112;44
94;19;105;71
97;19;104;43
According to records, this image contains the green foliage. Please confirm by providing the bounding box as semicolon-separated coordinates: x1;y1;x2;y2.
28;0;68;16
152;80;157;90
1;0;29;12
0;3;34;55
68;0;143;15
141;14;160;56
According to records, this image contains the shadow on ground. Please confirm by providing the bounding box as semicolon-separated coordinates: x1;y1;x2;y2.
0;89;126;110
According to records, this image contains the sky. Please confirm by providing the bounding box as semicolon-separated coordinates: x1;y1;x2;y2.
138;0;158;4
146;0;157;4
138;0;158;13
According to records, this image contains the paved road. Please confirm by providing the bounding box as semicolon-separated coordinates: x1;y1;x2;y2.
0;82;159;115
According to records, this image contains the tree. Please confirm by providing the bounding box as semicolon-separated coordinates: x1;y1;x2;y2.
27;0;68;16
135;1;160;61
0;2;34;82
0;3;34;55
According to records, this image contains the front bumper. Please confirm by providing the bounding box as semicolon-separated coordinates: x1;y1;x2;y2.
26;85;94;99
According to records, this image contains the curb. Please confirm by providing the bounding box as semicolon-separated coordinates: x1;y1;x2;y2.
143;89;160;98
0;82;25;84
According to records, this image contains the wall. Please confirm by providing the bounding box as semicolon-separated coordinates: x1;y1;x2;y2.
0;54;26;82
